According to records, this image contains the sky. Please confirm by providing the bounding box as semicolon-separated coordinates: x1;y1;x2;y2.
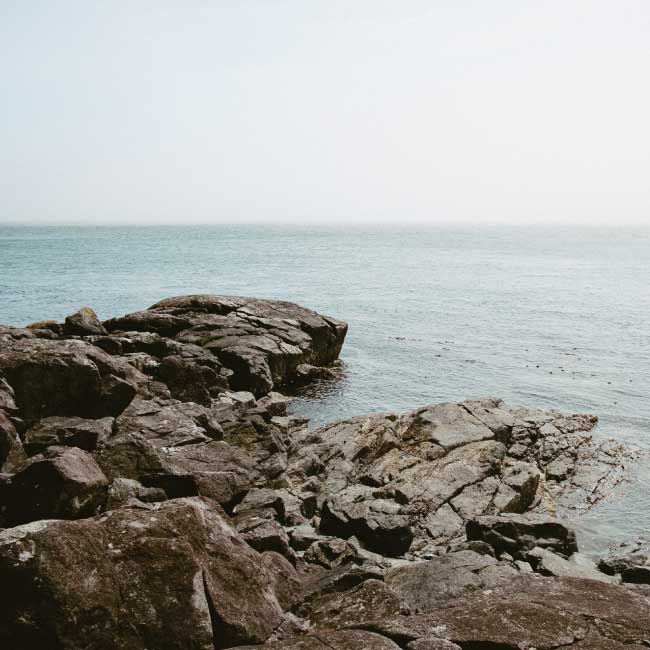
1;1;649;226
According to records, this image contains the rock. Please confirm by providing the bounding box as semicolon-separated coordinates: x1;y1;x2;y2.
320;490;413;557
23;415;115;455
466;512;578;559
64;307;108;336
260;550;303;611
105;477;167;509
384;550;501;611
407;641;462;650
235;630;402;650
303;537;363;569
234;508;296;563
286;398;614;559
0;497;296;649
298;563;386;613
157;354;227;405
0;410;27;472
358;575;650;649
104;295;348;397
311;579;405;629
528;547;617;583
0;338;137;421
5;446;109;525
234;487;287;520
599;541;650;584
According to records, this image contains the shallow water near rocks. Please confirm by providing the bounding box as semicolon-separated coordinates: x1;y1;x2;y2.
1;224;649;556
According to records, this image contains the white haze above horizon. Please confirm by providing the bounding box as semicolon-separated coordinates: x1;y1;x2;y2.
1;1;650;226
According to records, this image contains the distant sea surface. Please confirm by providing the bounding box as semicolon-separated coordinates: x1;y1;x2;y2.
1;224;649;554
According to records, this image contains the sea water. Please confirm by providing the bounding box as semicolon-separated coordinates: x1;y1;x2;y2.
1;224;649;554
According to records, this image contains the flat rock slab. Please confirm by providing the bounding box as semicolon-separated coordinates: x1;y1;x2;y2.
358;575;650;649
235;630;402;650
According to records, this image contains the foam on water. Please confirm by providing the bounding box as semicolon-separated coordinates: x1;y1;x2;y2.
1;224;649;554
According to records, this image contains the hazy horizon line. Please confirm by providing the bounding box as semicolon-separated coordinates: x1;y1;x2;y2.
1;219;649;229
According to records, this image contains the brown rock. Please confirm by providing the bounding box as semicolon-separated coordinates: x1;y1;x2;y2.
0;497;296;649
5;446;109;525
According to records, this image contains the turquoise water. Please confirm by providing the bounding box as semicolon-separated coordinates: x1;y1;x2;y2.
1;224;649;553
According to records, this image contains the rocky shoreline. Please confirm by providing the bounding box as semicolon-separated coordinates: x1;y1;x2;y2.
0;295;648;649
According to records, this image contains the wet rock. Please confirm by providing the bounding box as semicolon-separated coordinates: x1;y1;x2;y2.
63;307;108;336
0;497;296;649
599;541;650;584
466;512;578;559
23;415;115;455
5;446;109;525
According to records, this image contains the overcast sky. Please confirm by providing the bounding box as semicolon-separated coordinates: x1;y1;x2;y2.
1;1;649;225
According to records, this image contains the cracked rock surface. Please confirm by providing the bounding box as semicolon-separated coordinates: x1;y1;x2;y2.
0;297;646;650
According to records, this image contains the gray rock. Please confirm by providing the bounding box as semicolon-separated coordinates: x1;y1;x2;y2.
528;547;617;583
384;550;500;611
466;512;578;559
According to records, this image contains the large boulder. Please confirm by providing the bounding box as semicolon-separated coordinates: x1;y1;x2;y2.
103;295;347;397
4;446;109;525
0;337;137;421
0;497;298;649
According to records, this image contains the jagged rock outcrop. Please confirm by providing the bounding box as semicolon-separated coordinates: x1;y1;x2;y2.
283;399;629;558
0;297;643;649
103;294;347;398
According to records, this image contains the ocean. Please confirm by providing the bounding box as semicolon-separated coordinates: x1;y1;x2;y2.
1;224;649;554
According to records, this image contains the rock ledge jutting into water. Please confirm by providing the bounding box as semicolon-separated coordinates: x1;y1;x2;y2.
0;296;647;649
